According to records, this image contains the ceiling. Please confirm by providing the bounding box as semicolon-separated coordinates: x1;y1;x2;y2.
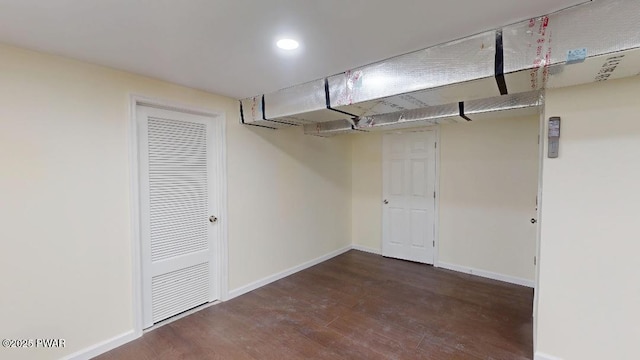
0;0;587;99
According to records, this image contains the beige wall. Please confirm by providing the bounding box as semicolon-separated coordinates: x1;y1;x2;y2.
439;116;539;282
227;125;352;290
351;133;383;251
536;77;640;360
351;118;539;283
0;44;352;360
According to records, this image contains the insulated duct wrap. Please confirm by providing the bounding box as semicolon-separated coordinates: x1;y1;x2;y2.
502;16;553;94
263;79;348;125
464;90;543;121
327;31;499;117
356;103;462;131
356;90;543;131
240;97;290;129
504;0;640;92
241;0;640;136
547;0;640;88
303;120;364;137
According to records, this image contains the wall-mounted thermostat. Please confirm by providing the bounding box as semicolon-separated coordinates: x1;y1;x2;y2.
548;117;561;158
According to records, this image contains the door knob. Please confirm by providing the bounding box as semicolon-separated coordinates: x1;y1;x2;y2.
530;218;537;224
383;199;389;204
209;216;218;223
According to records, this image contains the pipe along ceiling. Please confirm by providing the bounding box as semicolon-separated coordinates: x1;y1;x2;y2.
240;0;640;136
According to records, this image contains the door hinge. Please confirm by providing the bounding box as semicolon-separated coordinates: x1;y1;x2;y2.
433;191;436;199
433;240;435;247
534;256;537;266
435;142;437;149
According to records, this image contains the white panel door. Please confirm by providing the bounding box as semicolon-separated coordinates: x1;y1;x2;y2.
382;131;436;264
137;106;220;328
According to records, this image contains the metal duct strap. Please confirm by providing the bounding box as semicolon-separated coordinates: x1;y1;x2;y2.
458;102;473;122
494;29;508;95
327;31;499;118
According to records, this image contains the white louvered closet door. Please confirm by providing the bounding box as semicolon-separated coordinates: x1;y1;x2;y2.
137;105;219;328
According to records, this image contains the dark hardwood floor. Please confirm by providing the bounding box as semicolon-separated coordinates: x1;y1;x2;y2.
97;250;534;359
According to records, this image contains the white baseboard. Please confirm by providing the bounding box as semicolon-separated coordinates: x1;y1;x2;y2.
535;352;563;360
60;249;538;360
226;245;352;300
63;246;353;359
62;329;139;360
436;261;534;288
351;244;382;255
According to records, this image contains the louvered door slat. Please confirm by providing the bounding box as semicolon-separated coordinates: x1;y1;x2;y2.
148;117;208;263
139;105;217;328
151;263;209;323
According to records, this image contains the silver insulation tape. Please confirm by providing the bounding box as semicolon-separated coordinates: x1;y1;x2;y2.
263;79;347;124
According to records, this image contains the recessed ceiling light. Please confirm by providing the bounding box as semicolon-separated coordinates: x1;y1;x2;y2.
276;38;299;50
